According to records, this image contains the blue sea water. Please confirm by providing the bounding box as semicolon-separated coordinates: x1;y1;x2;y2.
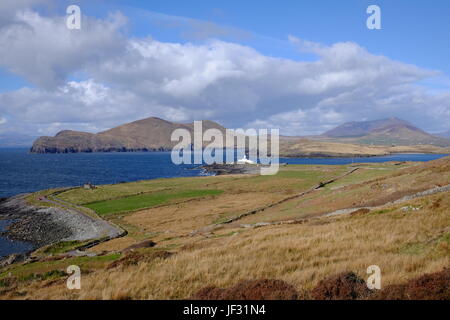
0;220;34;258
0;148;205;198
0;148;447;258
0;148;448;198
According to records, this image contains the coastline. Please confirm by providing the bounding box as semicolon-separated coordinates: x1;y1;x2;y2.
0;153;448;263
200;163;265;175
25;146;450;158
0;194;125;264
280;150;450;158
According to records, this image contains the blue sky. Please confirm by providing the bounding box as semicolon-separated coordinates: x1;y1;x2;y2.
7;0;450;87
0;0;450;142
102;0;450;73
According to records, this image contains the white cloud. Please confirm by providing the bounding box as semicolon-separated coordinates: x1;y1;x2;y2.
0;6;450;139
0;8;127;89
0;79;194;136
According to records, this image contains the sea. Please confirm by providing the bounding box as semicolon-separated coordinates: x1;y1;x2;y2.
0;148;448;257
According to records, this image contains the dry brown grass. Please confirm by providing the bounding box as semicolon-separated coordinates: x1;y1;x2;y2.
117;192;287;245
2;158;449;300
279;138;450;158
239;160;450;224
280;138;389;157
87;237;138;253
9;190;448;300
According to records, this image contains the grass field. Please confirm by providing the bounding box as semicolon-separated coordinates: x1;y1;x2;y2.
85;189;224;215
1;158;449;299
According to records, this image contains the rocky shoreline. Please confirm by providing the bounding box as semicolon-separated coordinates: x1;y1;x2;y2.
0;195;124;263
200;163;284;175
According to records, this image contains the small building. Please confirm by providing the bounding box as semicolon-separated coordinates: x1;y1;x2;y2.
83;183;96;190
237;155;256;165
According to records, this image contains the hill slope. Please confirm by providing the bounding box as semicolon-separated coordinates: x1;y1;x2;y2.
435;130;450;139
30;116;450;156
321;118;450;147
1;157;449;299
30;117;227;153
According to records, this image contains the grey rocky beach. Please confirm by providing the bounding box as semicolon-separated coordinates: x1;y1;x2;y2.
0;195;125;264
201;163;279;175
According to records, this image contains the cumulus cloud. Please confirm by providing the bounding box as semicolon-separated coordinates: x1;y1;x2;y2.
87;36;446;134
0;79;193;136
0;5;450;139
0;8;127;89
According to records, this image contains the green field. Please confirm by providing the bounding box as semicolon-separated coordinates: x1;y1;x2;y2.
85;189;224;215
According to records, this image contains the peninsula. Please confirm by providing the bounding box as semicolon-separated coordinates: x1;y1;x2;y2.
30;117;450;157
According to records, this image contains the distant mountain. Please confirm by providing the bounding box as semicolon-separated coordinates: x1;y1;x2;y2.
324;118;413;138
31;117;227;153
434;130;450;139
321;118;450;147
30;116;450;155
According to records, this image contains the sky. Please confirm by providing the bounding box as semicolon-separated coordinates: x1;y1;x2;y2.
1;0;450;143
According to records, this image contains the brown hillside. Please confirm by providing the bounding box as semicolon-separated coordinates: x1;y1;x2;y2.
320;118;450;147
30;117;226;153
